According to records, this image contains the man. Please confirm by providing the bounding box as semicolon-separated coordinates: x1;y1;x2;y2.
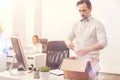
65;0;107;80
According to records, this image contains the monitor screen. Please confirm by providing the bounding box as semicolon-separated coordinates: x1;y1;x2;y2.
10;36;28;71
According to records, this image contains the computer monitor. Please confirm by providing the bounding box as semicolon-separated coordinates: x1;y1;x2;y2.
9;36;28;74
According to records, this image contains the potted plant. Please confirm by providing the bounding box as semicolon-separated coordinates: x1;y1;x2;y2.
39;66;50;80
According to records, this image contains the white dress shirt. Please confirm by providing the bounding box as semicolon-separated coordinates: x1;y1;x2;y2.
32;43;42;53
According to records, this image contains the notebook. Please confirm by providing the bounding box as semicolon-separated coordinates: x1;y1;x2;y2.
49;69;64;76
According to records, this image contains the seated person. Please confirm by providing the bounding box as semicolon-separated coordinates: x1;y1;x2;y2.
32;35;42;54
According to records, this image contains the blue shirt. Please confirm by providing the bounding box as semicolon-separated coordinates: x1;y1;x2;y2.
0;32;10;54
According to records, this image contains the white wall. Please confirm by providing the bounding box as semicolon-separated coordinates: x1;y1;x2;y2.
0;0;41;47
92;0;120;74
13;0;41;47
41;0;120;74
41;0;79;41
0;0;13;36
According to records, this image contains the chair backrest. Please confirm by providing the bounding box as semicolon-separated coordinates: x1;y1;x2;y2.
46;41;69;69
40;38;48;53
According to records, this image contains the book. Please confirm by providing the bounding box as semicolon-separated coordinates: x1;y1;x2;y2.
49;69;64;76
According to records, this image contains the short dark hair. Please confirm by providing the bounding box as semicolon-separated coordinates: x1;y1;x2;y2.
76;0;92;9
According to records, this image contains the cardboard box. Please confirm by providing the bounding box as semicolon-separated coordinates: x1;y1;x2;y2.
26;54;46;68
60;57;90;80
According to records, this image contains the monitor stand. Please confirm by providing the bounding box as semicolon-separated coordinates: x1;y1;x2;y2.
8;53;26;76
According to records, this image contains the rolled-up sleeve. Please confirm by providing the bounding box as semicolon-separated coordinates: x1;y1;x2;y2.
96;22;107;48
65;23;76;45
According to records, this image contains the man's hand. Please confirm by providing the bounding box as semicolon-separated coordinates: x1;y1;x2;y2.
76;47;91;56
66;42;74;50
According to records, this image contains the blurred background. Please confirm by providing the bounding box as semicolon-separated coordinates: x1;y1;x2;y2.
0;0;120;74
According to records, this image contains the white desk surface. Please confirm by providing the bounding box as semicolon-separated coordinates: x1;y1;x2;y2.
0;69;64;80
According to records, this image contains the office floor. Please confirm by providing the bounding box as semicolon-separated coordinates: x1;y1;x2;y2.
98;73;120;80
6;63;120;80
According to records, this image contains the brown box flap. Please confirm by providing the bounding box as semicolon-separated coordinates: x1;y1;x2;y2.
60;58;88;72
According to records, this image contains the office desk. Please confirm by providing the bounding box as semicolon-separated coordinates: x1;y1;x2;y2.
0;69;64;80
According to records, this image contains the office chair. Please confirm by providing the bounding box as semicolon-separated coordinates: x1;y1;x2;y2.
46;41;69;69
40;38;48;53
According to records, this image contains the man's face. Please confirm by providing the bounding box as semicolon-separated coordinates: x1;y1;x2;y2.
77;3;91;20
